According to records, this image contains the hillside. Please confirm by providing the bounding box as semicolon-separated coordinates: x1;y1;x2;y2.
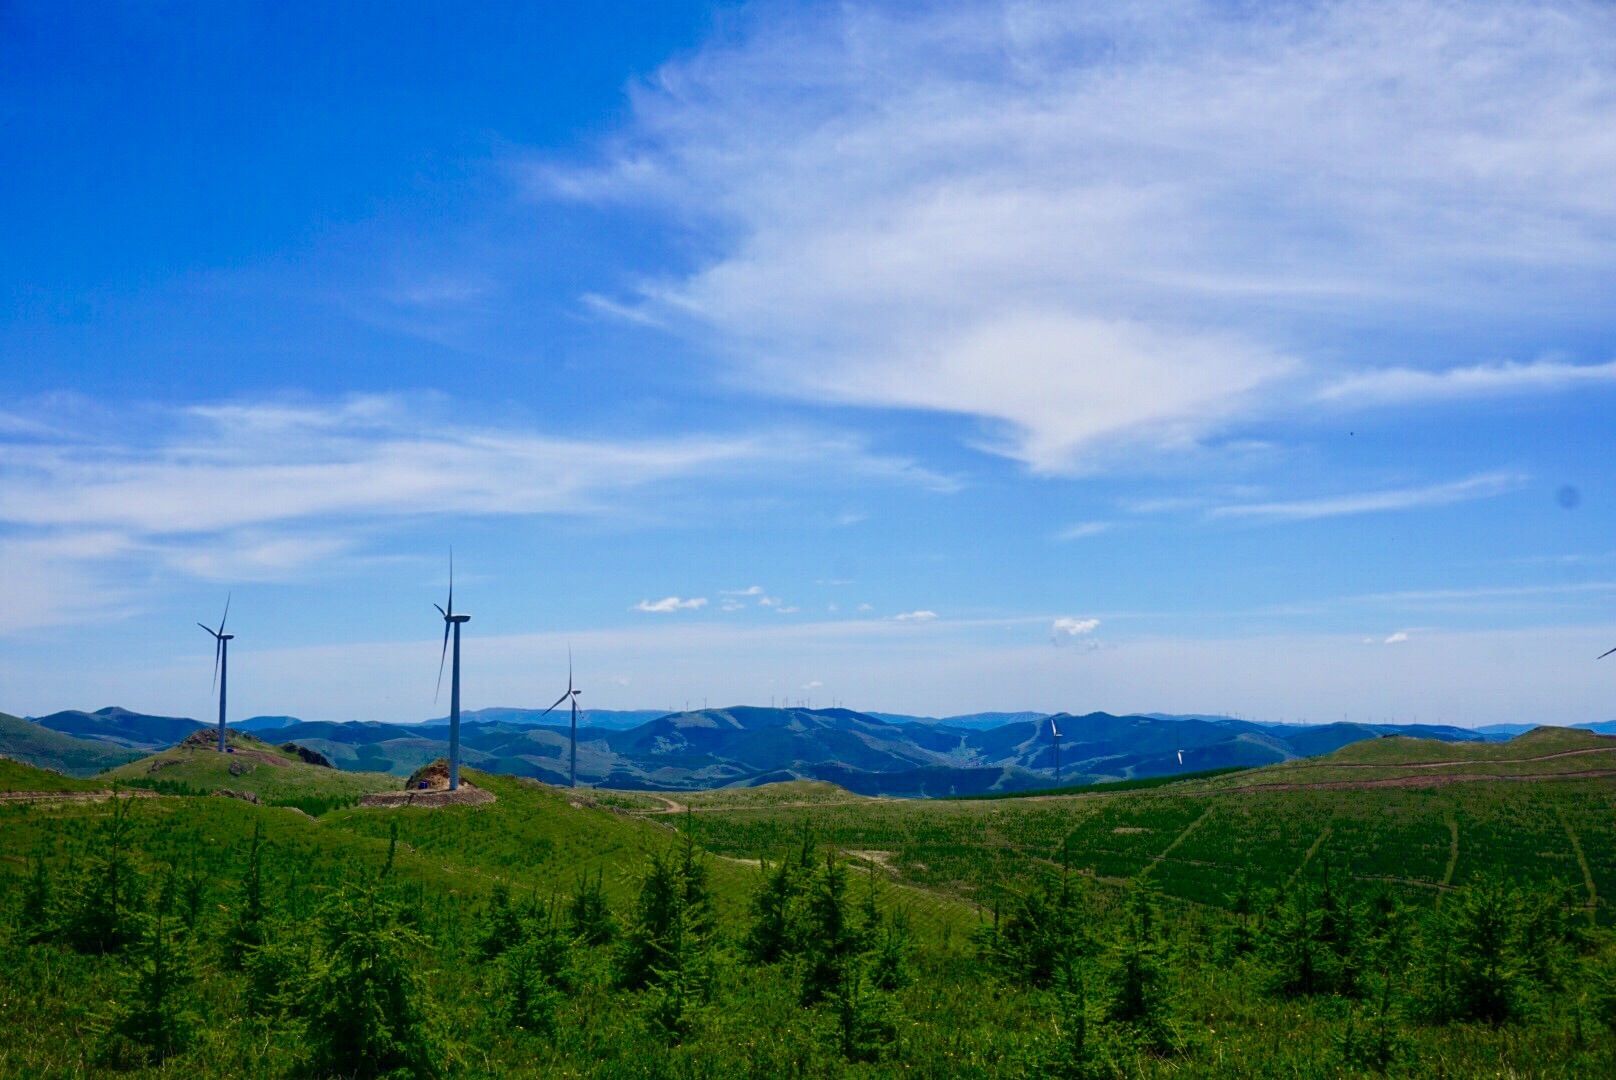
4;746;1616;1075
0;712;143;777
99;729;401;810
0;755;102;792
1193;725;1616;790
21;702;1510;796
29;706;205;750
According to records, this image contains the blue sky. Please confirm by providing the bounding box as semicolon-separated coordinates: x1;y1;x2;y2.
3;0;1615;726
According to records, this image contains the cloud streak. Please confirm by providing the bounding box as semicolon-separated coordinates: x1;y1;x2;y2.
1208;472;1526;523
1319;358;1616;406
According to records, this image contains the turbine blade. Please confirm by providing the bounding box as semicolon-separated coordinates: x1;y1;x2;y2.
218;593;231;635
198;622;215;636
212;636;222;693
568;644;574;693
435;620;450;703
447;548;454;616
1600;645;1616;660
434;603;447;618
539;690;570;716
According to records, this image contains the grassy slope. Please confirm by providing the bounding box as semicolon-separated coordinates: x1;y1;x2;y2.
0;756;101;792
678;730;1616;922
100;730;400;805
0;712;142;777
2;757;1612;1075
1193;724;1616;788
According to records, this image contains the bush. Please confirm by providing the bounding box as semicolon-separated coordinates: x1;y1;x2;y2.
300;883;441;1079
103;910;197;1065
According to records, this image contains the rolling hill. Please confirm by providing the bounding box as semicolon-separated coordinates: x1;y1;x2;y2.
0;712;143;776
99;729;401;808
14;701;1504;795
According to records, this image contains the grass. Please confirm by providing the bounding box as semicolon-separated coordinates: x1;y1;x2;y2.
100;730;400;812
0;757;102;792
943;765;1252;799
3;749;1616;1076
0;713;143;777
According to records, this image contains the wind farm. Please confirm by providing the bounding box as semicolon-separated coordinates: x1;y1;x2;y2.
7;0;1616;1076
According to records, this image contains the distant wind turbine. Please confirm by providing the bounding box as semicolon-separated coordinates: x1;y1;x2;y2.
1050;715;1062;785
197;595;234;752
434;553;470;791
540;647;582;787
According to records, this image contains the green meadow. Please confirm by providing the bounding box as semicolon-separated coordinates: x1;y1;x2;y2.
1;732;1615;1076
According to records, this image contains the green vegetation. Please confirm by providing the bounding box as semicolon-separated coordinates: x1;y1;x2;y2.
2;751;1616;1076
0;756;102;792
944;765;1253;799
101;731;400;812
0;712;142;777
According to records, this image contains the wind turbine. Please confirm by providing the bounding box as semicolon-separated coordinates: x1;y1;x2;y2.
434;554;470;791
540;647;582;787
1050;715;1062;785
198;595;234;752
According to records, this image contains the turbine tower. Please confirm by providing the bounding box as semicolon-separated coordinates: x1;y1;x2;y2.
540;648;582;787
1050;715;1062;785
434;554;470;791
197;595;233;752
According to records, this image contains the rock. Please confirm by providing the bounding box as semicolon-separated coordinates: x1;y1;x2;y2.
280;742;333;768
212;788;260;804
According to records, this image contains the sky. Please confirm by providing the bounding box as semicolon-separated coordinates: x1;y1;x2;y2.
2;0;1615;727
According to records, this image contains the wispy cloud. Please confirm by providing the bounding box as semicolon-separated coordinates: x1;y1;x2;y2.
1319;358;1616;406
1383;631;1410;644
1208;472;1526;523
1056;521;1112;541
633;596;707;613
893;610;938;622
546;1;1616;472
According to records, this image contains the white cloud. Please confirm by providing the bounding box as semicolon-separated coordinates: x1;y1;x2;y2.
1056;521;1112;541
801;680;823;690
1319;358;1616;407
633;596;708;613
1208;472;1526;523
1384;631;1410;644
1052;617;1101;639
893;610;938;622
0;396;956;537
547;1;1616;472
722;585;765;596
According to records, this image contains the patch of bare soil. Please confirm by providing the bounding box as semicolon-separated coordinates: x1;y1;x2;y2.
359;786;495;809
1112;826;1151;834
846;849;900;874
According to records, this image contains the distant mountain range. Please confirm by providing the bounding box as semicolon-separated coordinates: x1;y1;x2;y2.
3;702;1523;795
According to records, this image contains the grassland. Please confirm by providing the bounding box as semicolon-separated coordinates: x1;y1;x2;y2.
0;712;143;777
671;733;1616;919
1;732;1614;1076
100;730;401;813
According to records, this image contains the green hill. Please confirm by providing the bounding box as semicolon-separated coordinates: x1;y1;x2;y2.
99;729;400;812
0;754;102;792
0;712;142;777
